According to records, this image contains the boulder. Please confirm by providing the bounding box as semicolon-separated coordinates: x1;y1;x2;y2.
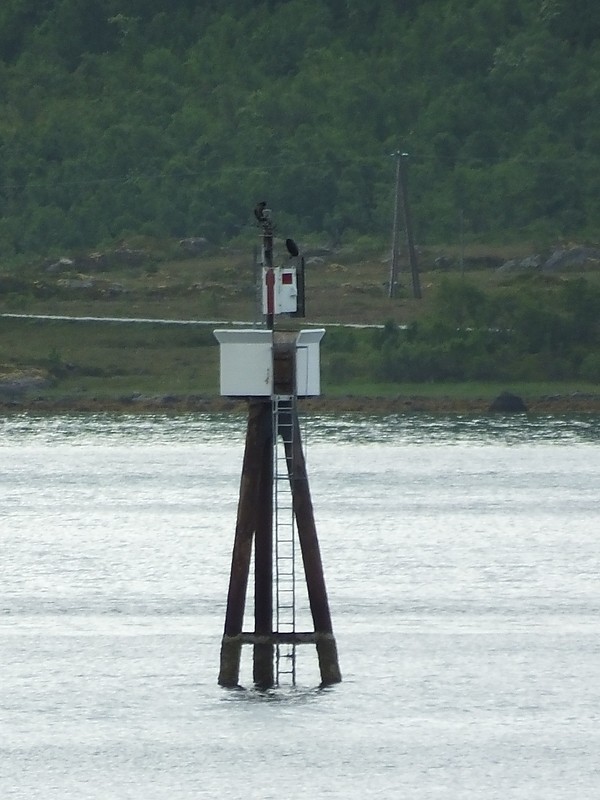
0;371;50;397
488;391;528;413
543;246;600;272
497;254;542;273
45;257;75;273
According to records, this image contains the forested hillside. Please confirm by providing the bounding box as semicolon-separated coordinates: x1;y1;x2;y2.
1;0;599;257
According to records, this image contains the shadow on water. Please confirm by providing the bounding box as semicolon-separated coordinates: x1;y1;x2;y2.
219;684;335;704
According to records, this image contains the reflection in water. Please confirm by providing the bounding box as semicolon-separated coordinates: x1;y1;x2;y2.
3;409;600;448
220;684;329;704
305;411;600;445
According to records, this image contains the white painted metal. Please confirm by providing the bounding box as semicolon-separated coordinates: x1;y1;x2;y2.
213;328;325;397
261;266;298;315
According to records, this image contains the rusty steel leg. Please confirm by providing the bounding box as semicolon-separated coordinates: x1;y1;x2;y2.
315;633;342;686
253;403;274;688
219;401;270;687
218;635;243;689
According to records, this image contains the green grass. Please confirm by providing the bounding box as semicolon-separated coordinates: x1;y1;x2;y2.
321;380;600;400
0;318;221;397
2;314;598;404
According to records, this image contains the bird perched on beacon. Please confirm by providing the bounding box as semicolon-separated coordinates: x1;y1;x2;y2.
285;238;299;258
254;201;270;224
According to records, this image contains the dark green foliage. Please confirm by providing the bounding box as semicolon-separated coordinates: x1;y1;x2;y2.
1;0;600;257
324;277;600;384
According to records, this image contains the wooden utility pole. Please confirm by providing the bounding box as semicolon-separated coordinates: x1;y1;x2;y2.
398;152;422;300
388;151;403;299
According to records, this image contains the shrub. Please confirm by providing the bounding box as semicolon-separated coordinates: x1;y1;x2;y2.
579;353;600;383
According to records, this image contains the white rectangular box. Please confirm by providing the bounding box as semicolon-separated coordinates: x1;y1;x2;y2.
213;329;324;397
261;267;298;314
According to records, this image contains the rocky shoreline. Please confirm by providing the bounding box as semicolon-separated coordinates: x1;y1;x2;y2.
1;391;600;416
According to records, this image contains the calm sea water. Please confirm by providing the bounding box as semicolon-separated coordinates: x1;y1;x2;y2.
1;412;600;799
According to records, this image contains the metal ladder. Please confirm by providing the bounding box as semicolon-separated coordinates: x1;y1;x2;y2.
272;394;297;684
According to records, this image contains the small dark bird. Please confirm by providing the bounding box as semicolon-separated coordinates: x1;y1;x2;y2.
254;201;267;223
285;238;299;257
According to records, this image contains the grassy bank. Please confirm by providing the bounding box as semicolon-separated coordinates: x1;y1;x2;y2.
1;244;600;414
1;315;599;405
